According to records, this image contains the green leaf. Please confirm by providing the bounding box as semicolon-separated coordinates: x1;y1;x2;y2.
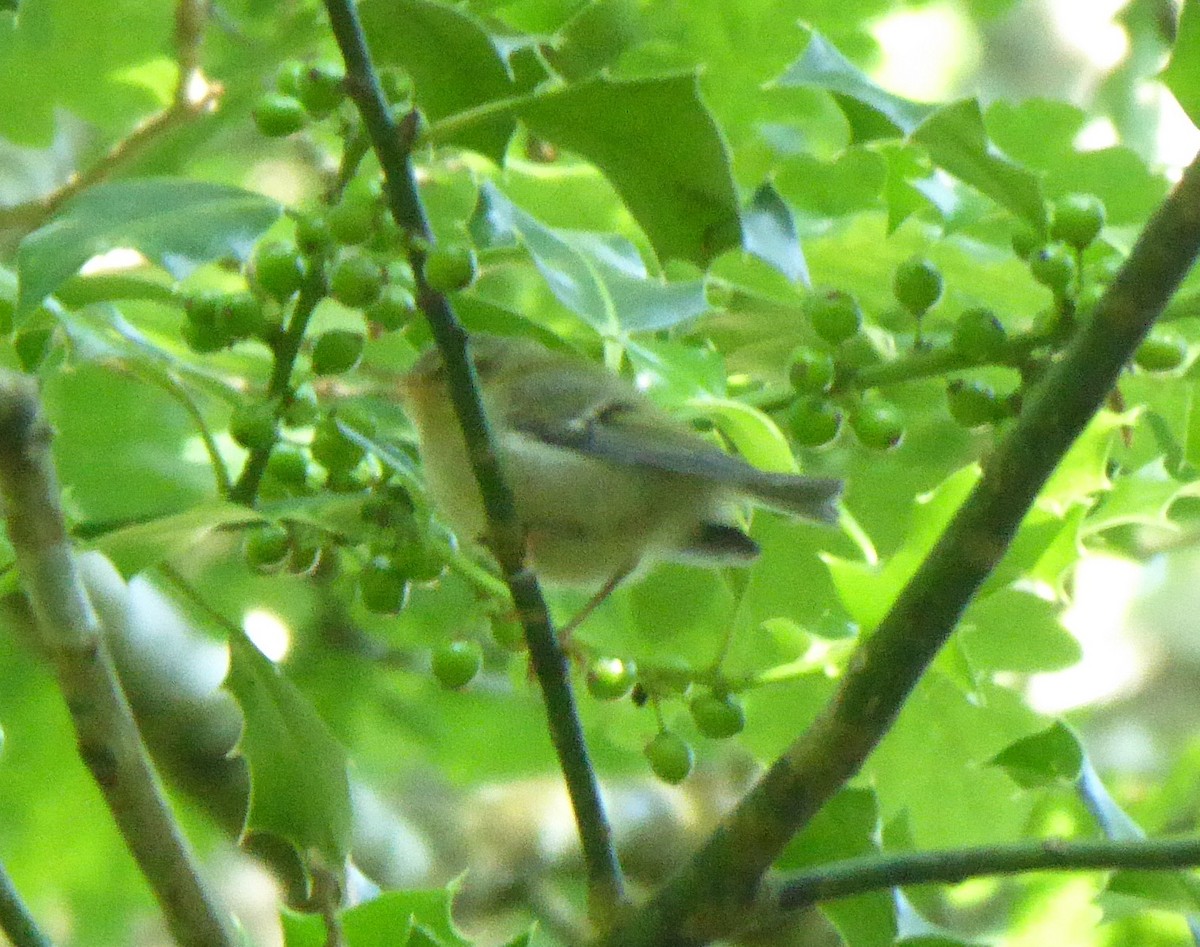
775;147;888;219
742;182;809;285
1162;0;1200;129
225;633;352;886
960;589;1081;673
16;179;281;316
989;721;1083;789
473;183;708;333
774;29;933;137
519;73;742;266
88;502;263;578
360;0;536;162
778;788;898;947
691;397;799;473
911;99;1047;229
1087;459;1200;533
1039;409;1132;515
282;887;471;947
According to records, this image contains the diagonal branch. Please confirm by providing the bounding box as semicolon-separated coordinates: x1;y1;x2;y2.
320;0;626;919
0;858;52;947
603;154;1200;946
0;373;238;947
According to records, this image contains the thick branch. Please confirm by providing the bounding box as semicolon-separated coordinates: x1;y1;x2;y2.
603;155;1200;946
320;0;626;917
0;373;237;947
775;836;1200;910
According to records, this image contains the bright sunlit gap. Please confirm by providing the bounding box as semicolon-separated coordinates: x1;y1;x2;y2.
871;3;977;101
243;608;293;662
1027;553;1147;715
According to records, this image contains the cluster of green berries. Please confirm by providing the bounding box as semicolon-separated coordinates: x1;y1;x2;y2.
252;60;414;139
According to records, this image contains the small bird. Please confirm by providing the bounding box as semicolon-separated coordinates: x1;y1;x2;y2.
399;333;841;606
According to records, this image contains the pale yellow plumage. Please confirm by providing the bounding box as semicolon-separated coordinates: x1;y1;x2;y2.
399;334;842;587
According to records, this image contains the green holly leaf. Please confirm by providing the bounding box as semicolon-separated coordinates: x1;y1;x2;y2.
16;179;280;317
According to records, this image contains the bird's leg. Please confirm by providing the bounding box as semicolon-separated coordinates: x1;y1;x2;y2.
556;564;634;652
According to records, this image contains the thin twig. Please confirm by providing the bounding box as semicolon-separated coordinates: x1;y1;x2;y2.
320;0;627;920
0;373;238;947
0;858;53;947
602;153;1200;946
775;835;1200;910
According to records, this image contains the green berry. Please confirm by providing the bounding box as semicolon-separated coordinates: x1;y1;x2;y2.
296;63;346;118
644;731;694;785
379;67;413;103
491;616;525;652
432;640;483;690
327;197;377;246
1050;193;1106;250
786;398;841;448
893;257;943;315
690;692;746;739
283;384;319;427
788;347;835;395
181;319;228;354
311;330;365;375
1135;332;1188;373
330;254;384;307
230;402;279;451
953;308;1007;361
14;328;52;371
1011;225;1044;261
359;556;409;615
265;445;309;488
586;658;638;701
251;241;305;300
253;93;307;137
218;293;266;340
392;543;445;583
295;212;334;258
185;290;223;329
850;398;905;450
366;286;416;332
275;60;305;97
422;244;478;293
1030;243;1076;295
311;416;365;474
244;523;291;572
808;291;862;344
947;379;1004;428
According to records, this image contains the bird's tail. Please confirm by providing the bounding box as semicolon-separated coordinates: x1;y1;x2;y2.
742;473;843;524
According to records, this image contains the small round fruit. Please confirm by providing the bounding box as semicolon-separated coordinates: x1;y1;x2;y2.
808;291;862;344
893;257;943;315
432;640;483;690
251;241;305;300
1135;332;1188;372
359;556;409;614
230;402;279;451
379;67;413;103
253;93;307;137
311;330;365;375
788;347;835;395
850;399;905;450
14;328;52;371
295;213;334;258
422;244;478;293
491;616;525;652
311;417;365;474
296;63;346;117
181;319;228;354
1050;193;1106;250
185;290;223;329
947;379;1003;428
366;286;416;331
283;384;319;427
265;445;309;488
219;293;266;340
327;197;377;246
644;731;694;785
275;60;305;97
953;307;1007;361
787;398;841;448
330;254;384;307
1030;243;1076;295
244;523;291;572
586;658;638;701
1011;225;1043;261
690;692;745;739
